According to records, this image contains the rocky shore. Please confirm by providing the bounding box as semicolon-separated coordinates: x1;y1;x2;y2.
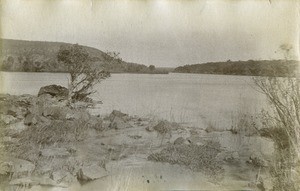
0;85;275;191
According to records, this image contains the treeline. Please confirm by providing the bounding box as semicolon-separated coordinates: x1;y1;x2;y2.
0;39;167;74
174;60;299;77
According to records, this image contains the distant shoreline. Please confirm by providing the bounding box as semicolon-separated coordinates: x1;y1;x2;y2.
0;70;170;75
173;59;299;77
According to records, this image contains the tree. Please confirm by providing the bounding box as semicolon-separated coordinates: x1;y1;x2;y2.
57;44;110;103
149;65;155;71
104;51;121;63
2;56;14;70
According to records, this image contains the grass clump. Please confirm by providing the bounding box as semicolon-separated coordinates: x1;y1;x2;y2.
4;118;91;163
148;141;224;180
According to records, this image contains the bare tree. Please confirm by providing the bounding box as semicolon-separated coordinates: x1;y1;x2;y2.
57;44;111;103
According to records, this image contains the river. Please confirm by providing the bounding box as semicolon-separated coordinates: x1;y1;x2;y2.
0;72;267;129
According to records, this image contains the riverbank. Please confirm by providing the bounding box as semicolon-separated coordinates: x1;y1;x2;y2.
0;91;274;190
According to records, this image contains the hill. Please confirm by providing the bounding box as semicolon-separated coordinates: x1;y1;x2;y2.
174;60;299;77
0;39;167;74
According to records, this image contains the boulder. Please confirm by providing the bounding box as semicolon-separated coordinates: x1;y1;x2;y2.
173;137;186;145
77;164;108;181
38;85;68;99
109;116;130;129
51;170;77;185
24;113;38;126
109;110;129;122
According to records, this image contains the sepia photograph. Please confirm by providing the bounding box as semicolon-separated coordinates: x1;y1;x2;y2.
0;0;299;190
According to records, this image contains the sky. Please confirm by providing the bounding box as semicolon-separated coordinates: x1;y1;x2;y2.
1;0;300;67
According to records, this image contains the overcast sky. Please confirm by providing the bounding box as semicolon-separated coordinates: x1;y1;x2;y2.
1;0;300;67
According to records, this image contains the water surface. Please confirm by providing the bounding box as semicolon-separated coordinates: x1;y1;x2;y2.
0;72;267;129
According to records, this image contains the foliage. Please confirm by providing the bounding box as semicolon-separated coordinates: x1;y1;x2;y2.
252;43;300;190
1;39;167;74
254;76;300;190
174;59;298;77
149;65;155;71
57;44;110;102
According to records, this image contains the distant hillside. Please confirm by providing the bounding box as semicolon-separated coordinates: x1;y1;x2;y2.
0;39;167;74
174;60;299;77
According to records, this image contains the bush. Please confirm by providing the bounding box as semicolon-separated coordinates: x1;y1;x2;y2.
254;76;300;191
57;44;111;103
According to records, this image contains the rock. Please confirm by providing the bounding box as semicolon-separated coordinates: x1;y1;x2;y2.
0;114;18;125
109;110;129;122
109;116;130;129
153;120;173;135
7;121;28;134
51;171;67;182
0;161;13;175
38;85;68;99
65;113;75;120
205;125;217;133
24;113;38;126
51;170;76;185
40;148;70;158
1;158;35;175
145;126;154;132
173;137;186;145
77;164;108;181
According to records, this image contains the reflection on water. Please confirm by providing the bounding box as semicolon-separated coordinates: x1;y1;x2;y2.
0;72;267;129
